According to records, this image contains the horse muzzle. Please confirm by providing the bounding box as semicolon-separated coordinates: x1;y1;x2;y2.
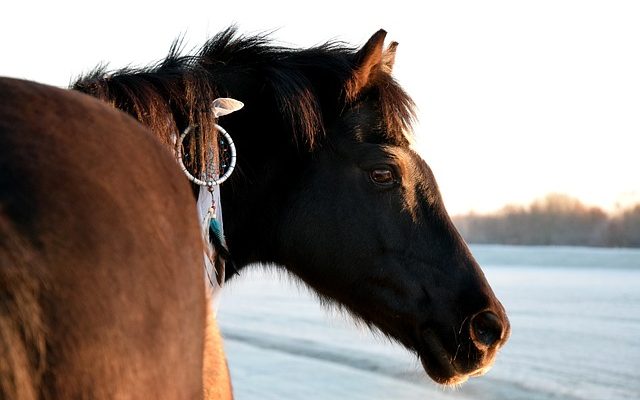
419;309;510;386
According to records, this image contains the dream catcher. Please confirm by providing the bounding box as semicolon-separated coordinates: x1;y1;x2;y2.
175;98;243;311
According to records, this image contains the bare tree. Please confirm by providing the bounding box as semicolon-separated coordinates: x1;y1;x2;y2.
453;194;637;248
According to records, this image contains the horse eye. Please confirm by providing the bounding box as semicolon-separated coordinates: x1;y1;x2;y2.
370;168;396;186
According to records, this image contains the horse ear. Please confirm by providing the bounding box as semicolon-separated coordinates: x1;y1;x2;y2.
382;41;398;73
347;29;387;100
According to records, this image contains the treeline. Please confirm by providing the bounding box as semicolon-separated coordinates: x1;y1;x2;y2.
452;194;640;248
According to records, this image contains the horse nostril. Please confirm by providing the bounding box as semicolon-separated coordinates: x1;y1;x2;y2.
470;311;504;348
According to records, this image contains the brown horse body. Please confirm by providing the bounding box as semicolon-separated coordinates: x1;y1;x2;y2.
0;78;230;399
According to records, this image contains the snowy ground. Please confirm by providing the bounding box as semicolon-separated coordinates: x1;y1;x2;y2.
218;245;640;400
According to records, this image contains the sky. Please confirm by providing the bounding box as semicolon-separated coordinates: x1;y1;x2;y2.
1;0;638;215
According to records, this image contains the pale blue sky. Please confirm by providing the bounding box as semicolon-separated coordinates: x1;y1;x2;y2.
2;0;638;214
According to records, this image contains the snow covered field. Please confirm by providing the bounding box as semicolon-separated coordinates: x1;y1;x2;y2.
218;245;640;400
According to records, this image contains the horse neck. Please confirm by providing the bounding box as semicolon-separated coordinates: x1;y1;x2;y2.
217;113;307;271
72;67;321;271
72;71;222;181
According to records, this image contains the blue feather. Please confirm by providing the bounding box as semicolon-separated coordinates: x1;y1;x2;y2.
209;218;225;245
208;217;237;278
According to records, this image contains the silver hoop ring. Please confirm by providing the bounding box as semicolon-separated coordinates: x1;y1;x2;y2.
175;124;237;187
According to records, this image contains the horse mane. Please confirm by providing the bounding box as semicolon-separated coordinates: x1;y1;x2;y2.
73;27;416;166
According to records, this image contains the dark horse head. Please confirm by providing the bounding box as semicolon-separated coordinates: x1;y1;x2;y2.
74;27;509;385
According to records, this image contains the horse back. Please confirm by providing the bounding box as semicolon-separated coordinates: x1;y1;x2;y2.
0;77;207;399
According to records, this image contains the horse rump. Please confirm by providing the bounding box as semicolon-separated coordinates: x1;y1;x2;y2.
0;217;45;400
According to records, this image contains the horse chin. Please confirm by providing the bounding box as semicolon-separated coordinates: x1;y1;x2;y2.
419;358;469;386
419;330;470;387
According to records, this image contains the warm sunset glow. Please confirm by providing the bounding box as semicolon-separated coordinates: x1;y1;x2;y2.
3;1;638;215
